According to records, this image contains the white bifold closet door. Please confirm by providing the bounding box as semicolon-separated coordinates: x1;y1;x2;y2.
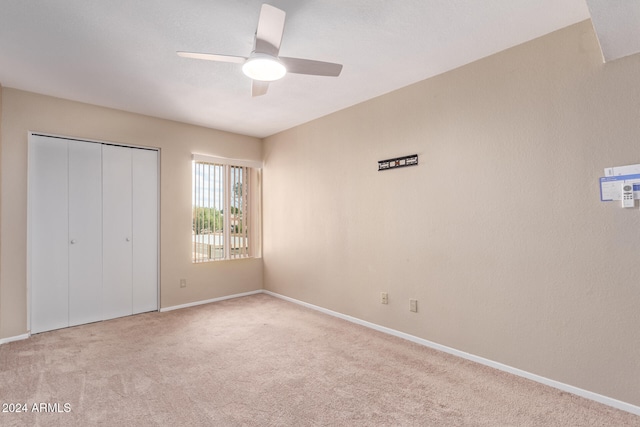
102;145;134;319
30;137;103;332
131;149;159;314
68;141;103;327
29;134;158;334
102;145;158;319
30;136;71;333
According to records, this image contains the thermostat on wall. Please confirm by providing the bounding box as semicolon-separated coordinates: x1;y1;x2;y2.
622;183;635;208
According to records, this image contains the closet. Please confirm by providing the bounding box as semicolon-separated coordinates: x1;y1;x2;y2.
28;133;159;334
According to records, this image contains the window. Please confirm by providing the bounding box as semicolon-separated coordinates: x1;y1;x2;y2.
192;154;261;262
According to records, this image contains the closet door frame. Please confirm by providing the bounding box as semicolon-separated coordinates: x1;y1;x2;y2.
27;132;160;334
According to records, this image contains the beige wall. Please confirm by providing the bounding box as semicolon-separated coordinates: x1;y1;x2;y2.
0;89;263;339
263;21;640;406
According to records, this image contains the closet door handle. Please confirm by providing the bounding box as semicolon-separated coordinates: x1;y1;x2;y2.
70;239;77;244
126;237;131;242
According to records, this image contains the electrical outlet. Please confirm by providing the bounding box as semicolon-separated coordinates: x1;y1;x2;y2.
180;279;187;288
381;292;388;304
410;299;418;313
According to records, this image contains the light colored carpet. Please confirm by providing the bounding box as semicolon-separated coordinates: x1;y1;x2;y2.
0;293;638;426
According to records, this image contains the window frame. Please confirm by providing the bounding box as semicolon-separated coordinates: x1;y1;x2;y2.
192;154;261;263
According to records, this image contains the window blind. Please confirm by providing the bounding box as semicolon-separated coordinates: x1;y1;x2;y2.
192;155;257;263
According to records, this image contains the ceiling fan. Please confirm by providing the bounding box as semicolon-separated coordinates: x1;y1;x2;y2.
177;3;343;97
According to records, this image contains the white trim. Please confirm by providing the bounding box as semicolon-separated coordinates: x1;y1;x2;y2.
29;131;159;152
159;290;262;312
0;333;30;346
192;153;262;169
262;290;640;416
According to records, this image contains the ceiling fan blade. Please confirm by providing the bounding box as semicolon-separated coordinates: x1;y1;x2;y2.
279;57;343;77
252;80;270;97
254;4;286;56
177;51;246;64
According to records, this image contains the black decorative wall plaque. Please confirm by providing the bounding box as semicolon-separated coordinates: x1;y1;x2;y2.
378;154;418;171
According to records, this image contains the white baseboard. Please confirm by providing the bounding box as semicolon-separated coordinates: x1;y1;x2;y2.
262;290;640;416
0;333;30;346
160;290;262;312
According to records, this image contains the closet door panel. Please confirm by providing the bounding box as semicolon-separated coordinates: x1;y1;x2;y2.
29;136;69;333
102;145;133;319
132;149;159;314
68;141;103;326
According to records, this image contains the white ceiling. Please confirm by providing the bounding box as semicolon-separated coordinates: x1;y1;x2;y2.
0;1;627;138
586;0;640;63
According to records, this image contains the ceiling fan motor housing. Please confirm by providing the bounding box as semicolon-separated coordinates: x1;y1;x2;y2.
242;52;287;81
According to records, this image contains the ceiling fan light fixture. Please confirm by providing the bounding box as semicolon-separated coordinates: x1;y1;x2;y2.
242;53;287;81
